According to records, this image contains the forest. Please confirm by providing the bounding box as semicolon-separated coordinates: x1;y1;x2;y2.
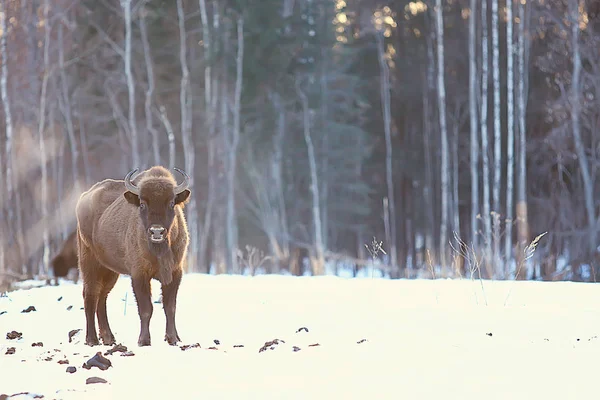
0;0;598;285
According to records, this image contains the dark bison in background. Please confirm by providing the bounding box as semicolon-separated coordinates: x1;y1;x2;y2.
76;165;191;347
50;231;79;284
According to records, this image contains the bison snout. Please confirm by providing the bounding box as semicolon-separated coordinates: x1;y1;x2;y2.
148;225;167;243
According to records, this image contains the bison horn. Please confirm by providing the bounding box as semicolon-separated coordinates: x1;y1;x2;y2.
124;168;141;196
173;168;190;194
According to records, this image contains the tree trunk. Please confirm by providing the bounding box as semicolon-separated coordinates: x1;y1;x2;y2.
296;80;325;276
491;0;502;275
139;6;160;166
76;108;91;186
423;34;435;266
177;0;198;273
435;0;450;272
469;0;479;250
376;32;398;276
0;0;10;277
452;106;461;275
480;0;493;276
516;0;530;279
38;0;52;277
505;0;516;275
570;0;596;256
226;16;243;274
58;23;80;197
157;105;176;170
273;93;290;263
122;0;139;168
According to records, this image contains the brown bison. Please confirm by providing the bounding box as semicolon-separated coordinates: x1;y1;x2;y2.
75;166;191;347
50;231;79;285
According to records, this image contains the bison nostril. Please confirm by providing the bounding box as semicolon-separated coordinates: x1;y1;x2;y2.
149;225;166;236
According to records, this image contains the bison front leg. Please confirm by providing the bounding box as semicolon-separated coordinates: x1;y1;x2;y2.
161;268;183;345
132;274;153;346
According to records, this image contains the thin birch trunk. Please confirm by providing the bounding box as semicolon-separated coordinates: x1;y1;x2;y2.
480;0;493;274
226;16;243;274
435;0;450;271
423;22;436;264
76;108;91;186
422;84;435;267
198;0;215;274
177;0;197;272
122;0;139;167
55;126;66;238
469;0;479;249
505;0;516;274
157;106;176;171
516;0;530;278
199;0;212;113
38;0;51;277
452;108;461;272
273;93;289;261
570;0;595;256
199;137;216;273
376;32;398;276
139;6;160;166
296;80;324;276
491;0;502;274
58;23;79;196
0;0;10;276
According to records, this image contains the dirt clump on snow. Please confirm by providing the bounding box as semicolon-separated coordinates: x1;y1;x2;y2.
6;331;22;340
82;352;112;371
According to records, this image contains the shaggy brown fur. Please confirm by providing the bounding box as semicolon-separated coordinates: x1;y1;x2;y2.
76;166;191;347
50;231;79;284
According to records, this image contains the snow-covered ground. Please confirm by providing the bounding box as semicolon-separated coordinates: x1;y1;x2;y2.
1;274;600;399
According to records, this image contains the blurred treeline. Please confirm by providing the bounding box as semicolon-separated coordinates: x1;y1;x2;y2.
0;0;599;284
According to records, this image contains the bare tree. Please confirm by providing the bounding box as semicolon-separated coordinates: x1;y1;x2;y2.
176;0;197;271
569;0;595;256
38;0;52;276
435;0;449;270
157;105;175;171
139;4;160;165
225;16;244;274
121;0;139;167
0;0;6;277
58;22;80;197
491;0;502;273
296;79;325;275
480;0;493;273
376;32;398;275
516;0;530;277
469;0;479;250
505;0;516;273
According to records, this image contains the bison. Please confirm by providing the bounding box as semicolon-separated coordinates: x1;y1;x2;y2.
75;165;191;347
50;231;79;285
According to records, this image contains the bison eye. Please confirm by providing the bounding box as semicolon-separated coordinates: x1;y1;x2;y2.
169;201;175;209
140;203;146;210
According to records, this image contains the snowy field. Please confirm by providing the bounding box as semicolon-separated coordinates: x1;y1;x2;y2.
1;273;600;399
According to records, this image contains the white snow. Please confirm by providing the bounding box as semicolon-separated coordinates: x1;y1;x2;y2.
1;274;600;399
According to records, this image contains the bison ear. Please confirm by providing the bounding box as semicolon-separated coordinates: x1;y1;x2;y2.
124;191;140;206
175;189;191;205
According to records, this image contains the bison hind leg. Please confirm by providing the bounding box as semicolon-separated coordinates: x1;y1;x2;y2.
79;238;103;346
97;269;119;346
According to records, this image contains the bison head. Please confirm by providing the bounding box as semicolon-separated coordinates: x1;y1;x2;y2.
123;167;191;249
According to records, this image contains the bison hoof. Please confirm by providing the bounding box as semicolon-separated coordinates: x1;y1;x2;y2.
138;336;151;347
85;337;100;346
101;335;116;346
164;333;181;346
